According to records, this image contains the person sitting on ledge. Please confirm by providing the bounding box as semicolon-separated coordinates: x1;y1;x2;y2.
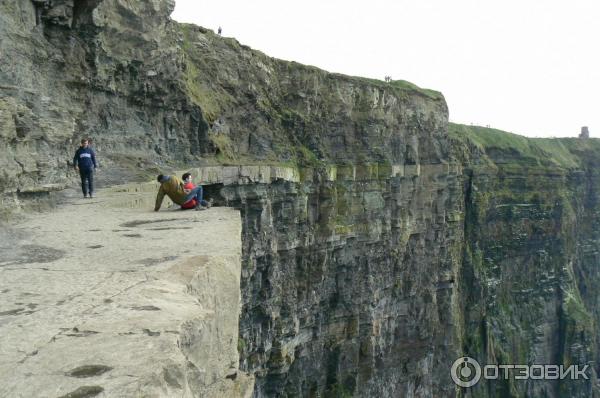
180;172;210;210
154;174;210;212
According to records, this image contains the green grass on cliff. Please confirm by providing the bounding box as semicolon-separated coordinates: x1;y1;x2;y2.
179;24;234;123
389;79;444;100
347;75;444;101
449;123;600;169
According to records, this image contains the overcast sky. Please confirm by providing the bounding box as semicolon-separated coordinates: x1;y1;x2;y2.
172;0;599;137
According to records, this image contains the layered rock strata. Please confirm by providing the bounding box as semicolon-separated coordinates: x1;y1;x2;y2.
2;1;600;397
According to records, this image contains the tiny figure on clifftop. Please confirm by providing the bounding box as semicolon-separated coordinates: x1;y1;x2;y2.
73;138;98;198
154;174;211;212
218;26;222;35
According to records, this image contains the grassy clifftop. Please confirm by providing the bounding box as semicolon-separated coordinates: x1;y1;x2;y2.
449;122;600;170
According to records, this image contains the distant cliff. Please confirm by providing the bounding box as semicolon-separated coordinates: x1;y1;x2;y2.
1;1;600;397
449;124;600;397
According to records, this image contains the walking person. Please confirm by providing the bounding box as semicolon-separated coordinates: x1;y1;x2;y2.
73;138;98;198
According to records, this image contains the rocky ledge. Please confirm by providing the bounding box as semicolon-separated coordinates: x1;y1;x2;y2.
0;184;253;397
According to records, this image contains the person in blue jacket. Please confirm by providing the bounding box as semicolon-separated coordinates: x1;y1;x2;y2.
73;138;98;198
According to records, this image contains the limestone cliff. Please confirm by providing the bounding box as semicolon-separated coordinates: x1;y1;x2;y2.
0;0;445;198
1;1;600;397
450;124;600;397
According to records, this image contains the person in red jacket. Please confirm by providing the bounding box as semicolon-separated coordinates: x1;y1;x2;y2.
180;172;210;210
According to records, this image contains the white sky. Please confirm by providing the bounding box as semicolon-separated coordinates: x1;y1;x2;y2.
172;0;599;137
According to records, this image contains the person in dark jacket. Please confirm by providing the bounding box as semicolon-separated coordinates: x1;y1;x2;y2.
73;138;98;198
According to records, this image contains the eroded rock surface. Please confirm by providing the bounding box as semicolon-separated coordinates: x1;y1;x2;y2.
0;185;253;397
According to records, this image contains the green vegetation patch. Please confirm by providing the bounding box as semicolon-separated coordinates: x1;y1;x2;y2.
449;123;600;170
178;24;235;123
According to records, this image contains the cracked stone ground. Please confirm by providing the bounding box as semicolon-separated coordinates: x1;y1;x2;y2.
0;183;249;397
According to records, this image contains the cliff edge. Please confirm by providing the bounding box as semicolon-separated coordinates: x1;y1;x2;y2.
0;183;252;397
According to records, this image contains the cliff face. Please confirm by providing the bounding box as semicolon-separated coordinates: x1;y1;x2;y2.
2;1;600;397
1;0;197;196
0;0;446;196
218;163;464;397
451;125;600;397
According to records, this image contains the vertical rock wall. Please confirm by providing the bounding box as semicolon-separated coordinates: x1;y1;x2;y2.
3;2;600;397
451;126;600;398
0;0;209;196
219;164;465;397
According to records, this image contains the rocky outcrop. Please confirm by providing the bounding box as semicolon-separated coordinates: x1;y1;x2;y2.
2;1;600;397
1;0;193;195
0;184;252;397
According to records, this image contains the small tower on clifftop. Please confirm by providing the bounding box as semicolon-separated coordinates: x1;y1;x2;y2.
579;126;590;139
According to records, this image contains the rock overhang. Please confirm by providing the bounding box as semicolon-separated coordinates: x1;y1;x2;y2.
0;183;253;397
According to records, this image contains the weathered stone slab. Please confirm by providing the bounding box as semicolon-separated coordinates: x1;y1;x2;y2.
0;186;253;397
